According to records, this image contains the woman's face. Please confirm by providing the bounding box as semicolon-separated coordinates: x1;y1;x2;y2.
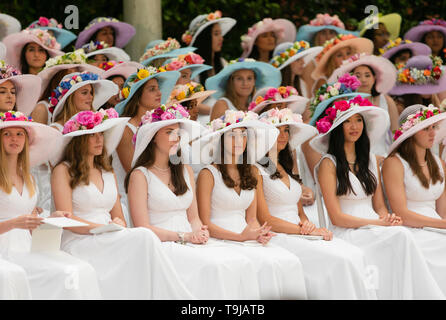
353;65;375;93
255;31;277;52
424;31;445;54
0;80;16;112
290;58;305;75
25;42;47;70
184;99;199;121
140;78;162;110
73;84;94;111
342;113;364;144
177;69;192;85
333;46;353;68
211;23;223;53
276;125;290;152
413;123;438;150
90;54;108;67
87;132;104;156
107;76;125;107
231;69;256;98
224;127;247;161
373;23;390;50
394;51;412;64
95;26;114;47
1;127;26;156
154;123;181;156
314;29;338;46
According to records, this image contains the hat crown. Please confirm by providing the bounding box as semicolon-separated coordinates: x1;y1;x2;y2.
406;55;432;69
272;42;293;57
398;104;425;125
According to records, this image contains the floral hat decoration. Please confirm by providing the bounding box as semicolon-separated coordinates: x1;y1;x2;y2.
404;19;446;43
309;73;370;125
140;37;196;67
167;81;216;106
50;109;130;166
0;111;63;167
161;52;212;79
27;16;76;49
310;95;390;154
81;40;130;62
182;10;236;46
249;86;309;114
388;104;446;155
98;60;143;80
379;38;431;60
270;40;322;70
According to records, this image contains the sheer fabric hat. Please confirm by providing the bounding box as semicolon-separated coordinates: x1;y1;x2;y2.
27;17;76;49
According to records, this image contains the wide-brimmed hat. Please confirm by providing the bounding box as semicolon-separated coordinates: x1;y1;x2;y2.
167;82;216;106
240;18;296;58
0;42;5;59
259;108;318;149
38;49;103;97
309;73;370;125
114;67;180;115
249;86;308;114
311;34;373;80
0;111;62;167
379;38;431;59
131;104;205;167
0;60;42;115
389;55;446;96
388;104;446;155
296;13;359;44
358;13;402;40
140;38;197;67
27;17;76;49
161;52;212;80
0;13;21;40
49;71;118;122
75;17;136;49
205;58;282;100
182;10;236;47
270;41;322;70
3;29;64;70
404;19;446;43
81;40;130;62
328;53;397;94
49;109;129;166
192;110;279;165
310;95;390;154
99;61;144;80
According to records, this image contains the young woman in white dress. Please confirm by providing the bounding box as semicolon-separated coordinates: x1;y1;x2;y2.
51;109;194;299
0;111;102;299
0;258;31;299
195;110;308;300
127;104;262;299
383;104;446;295
313;96;445;299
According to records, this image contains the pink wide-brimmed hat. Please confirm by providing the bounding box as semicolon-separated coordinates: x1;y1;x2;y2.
3;29;64;71
99;61;144;80
241;18;297;58
0;60;42;115
0;42;6;59
404;19;446;43
311;34;373;80
249;86;309;114
0;13;21;40
379;38;431;59
75;17;136;49
328;53;397;94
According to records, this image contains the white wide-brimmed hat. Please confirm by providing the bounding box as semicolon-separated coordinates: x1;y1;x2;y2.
387;104;446;155
99;61;144;80
0;111;62;167
49;71;118;122
49;109;129;166
0;42;6;59
310;95;390;154
259;108;318;150
192;110;279;165
249;86;309;114
0;13;21;40
81;40;130;62
131;104;205;167
270;41;322;70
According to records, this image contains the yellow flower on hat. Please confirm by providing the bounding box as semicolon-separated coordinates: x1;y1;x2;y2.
137;69;149;80
278;86;287;95
255;96;264;104
122;87;130;99
177;91;186;100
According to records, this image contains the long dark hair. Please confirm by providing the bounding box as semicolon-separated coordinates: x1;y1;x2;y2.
89;27;115;46
20;43;49;74
353;65;379;97
248;44;274;61
327;116;377;196
194;26;223;84
389;48;412;64
280;65;302;93
260;145;302;184
124;139;188;196
421;32;446;61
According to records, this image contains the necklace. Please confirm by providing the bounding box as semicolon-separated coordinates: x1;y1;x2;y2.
153;165;170;172
419;162;428;167
347;160;356;165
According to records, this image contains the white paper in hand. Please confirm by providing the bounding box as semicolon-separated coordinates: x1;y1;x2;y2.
42;217;88;228
90;223;124;235
288;234;324;240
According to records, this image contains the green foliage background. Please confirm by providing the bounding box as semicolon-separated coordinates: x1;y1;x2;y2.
1;0;445;59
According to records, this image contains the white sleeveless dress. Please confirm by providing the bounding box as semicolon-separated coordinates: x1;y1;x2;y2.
137;166;261;299
370;94;392;157
0;182;102;299
219;97;239;111
315;154;445;299
60;166;194;299
396;154;446;295
203;165;308;300
256;164;377;299
0;258;31;299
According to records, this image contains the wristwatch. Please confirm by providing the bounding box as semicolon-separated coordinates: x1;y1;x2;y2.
176;232;186;245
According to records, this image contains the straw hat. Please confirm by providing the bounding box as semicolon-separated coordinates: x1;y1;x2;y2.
270;41;322;70
161;52;212;80
167;82;216;106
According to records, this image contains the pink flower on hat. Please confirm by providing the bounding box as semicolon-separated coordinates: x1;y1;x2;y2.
38;17;50;26
316;116;332;134
184;53;205;65
309;13;345;28
334;100;350;111
77;111;95;129
62;119;80;134
165;60;186;71
338;73;361;90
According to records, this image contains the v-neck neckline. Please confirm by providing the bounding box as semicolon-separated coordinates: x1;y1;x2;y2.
13;185;24;197
148;169;177;195
90;170;105;195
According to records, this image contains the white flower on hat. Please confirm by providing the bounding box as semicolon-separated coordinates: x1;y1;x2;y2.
329;87;339;96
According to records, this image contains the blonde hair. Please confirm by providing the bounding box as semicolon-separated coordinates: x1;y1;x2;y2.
224;70;256;111
54;85;95;124
0;128;35;197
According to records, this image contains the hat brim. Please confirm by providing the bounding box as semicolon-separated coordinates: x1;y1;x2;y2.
114;70;180;115
192;120;279;165
85;47;130;62
0;75;42;116
310;106;390;154
51;79;119;122
190;17;236;46
0;42;6;59
268;121;318;150
359;13;402;40
381;42;432;59
309;92;371;125
140;47;197;67
205;61;282;100
49;117;130;166
251;96;309;114
404;25;446;43
0;14;21;38
178;64;213;79
297;25;359;43
275;46;323;70
169;90;217;105
102;61;144;80
327;55;397;94
389;67;446;95
75;21;136;49
132;119;205;167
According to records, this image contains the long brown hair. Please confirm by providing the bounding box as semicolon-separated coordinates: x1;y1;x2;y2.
39;68;79;102
280;65;302;93
393;137;443;188
0;128;35;197
124;138;188;196
62;134;113;189
121;82;145;118
224;70;256;111
53;86;95;124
